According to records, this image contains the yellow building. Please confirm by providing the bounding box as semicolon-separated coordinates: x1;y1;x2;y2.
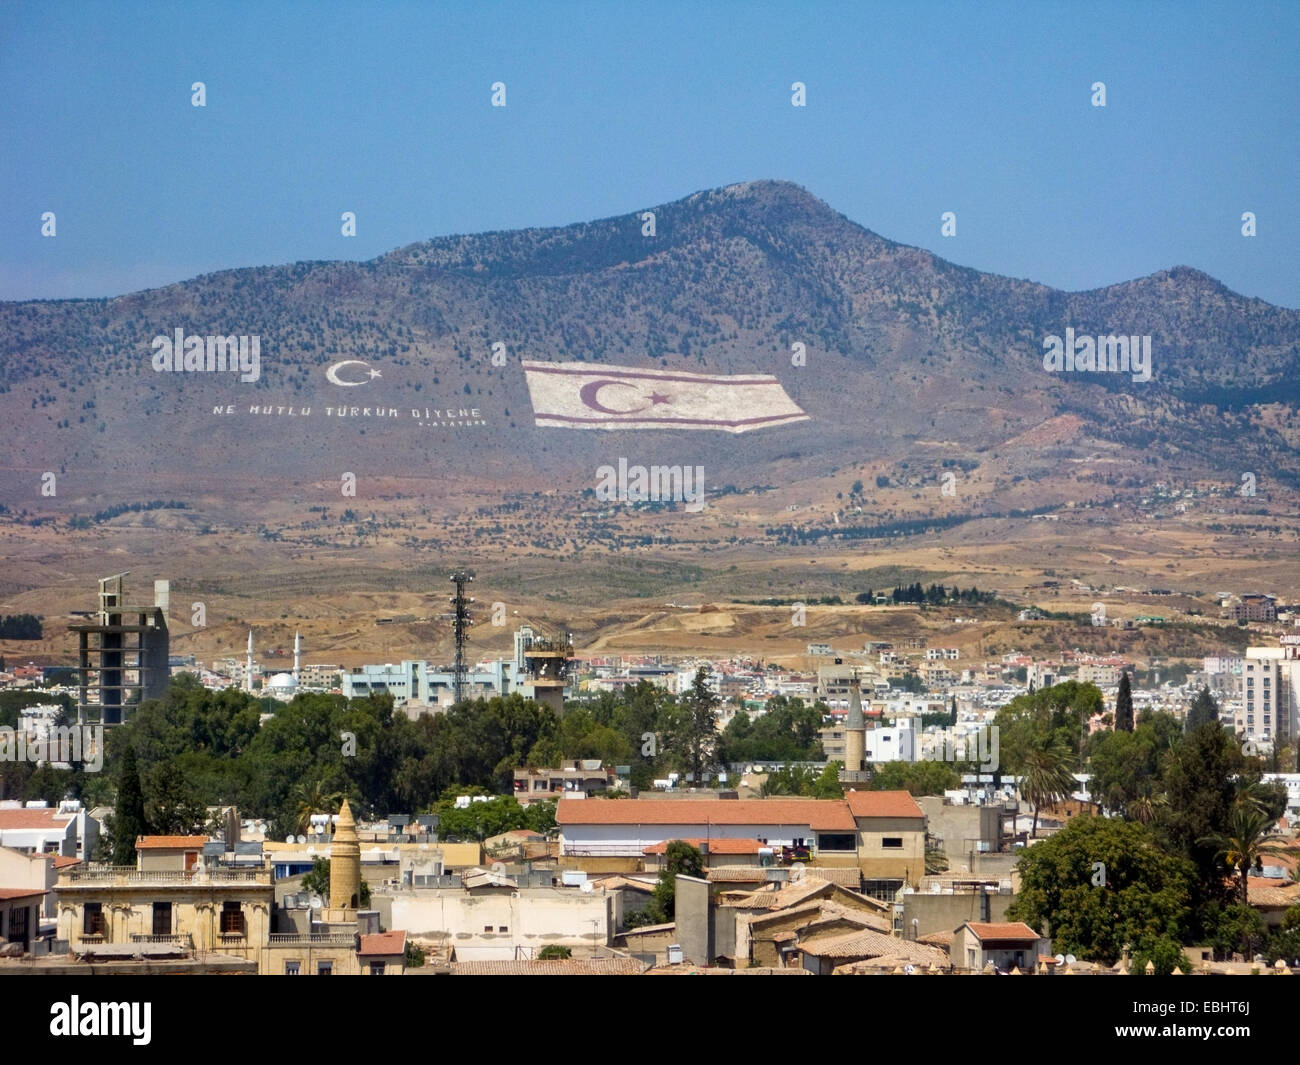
845;791;927;887
57;836;273;959
56;834;405;975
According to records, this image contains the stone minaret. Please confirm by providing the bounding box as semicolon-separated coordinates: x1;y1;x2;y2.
328;799;361;918
845;673;866;773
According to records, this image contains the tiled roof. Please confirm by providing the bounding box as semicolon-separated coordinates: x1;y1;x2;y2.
917;929;955;946
797;866;861;888
966;921;1041;941
0;888;46;901
801;927;948;963
616;922;676;937
1245;878;1300;908
647;965;811;975
556;798;856;831
844;790;925;819
358;930;406;956
51;855;82;869
722;878;835;911
644;838;766;854
590;875;656;893
706;867;770;881
832;952;949;973
0;809;61;829
449;957;647;975
136;835;208;849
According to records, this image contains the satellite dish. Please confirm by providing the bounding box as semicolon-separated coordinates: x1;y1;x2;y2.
297;835;307;845
1065;954;1076;965
1055;954;1065;964
580;881;594;893
310;895;323;910
284;835;294;845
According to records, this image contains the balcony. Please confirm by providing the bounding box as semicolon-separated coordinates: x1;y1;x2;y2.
268;933;357;947
61;865;272;887
129;933;194;948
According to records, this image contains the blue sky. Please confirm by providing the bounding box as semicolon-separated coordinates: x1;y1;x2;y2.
2;0;1296;306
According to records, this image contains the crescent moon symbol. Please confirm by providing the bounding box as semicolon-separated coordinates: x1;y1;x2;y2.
579;380;651;415
326;360;372;387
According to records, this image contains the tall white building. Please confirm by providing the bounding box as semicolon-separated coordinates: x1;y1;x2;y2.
1242;645;1300;744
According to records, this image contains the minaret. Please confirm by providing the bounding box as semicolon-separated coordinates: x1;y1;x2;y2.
845;672;866;774
327;799;361;920
246;630;254;692
293;630;301;685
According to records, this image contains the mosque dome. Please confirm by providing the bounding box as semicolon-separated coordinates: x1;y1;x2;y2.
268;672;297;690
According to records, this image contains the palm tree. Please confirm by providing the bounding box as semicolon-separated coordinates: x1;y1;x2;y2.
1128;786;1167;825
1019;744;1077;838
1201;798;1287;906
293;779;343;835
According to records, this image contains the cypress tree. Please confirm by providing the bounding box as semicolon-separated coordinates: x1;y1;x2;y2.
1185;686;1220;732
112;743;147;865
1115;671;1134;732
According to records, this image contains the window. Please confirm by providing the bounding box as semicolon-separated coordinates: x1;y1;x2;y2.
285;961;300;975
370;962;385;975
484;925;493;932
498;925;508;933
882;837;904;849
317;961;332;975
84;902;106;937
220;901;245;935
8;905;26;943
152;902;171;936
818;833;855;851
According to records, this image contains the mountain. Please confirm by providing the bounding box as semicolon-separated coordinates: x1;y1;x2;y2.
3;179;1299;509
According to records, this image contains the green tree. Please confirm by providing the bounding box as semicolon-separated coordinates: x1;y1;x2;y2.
1086;710;1180;817
432;794;530;842
811;762;844;799
664;668;719;783
292;778;343;835
1008;816;1195;966
1019;743;1077;838
112;743;147;865
1201;797;1286;907
867;760;959;795
649;840;705;922
996;681;1102;772
145;759;208;835
537;944;572;959
1129;936;1192;975
1115;672;1134;732
1157;721;1239;926
1185;687;1220;731
1204;902;1267;962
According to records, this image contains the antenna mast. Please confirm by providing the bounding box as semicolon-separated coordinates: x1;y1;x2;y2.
449;570;475;706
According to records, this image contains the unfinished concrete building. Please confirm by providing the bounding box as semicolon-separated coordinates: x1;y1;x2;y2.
68;573;170;724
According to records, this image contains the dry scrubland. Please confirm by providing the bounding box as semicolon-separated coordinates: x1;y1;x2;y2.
1;468;1295;670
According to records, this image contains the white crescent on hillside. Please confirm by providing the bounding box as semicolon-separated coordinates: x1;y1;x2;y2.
326;359;381;386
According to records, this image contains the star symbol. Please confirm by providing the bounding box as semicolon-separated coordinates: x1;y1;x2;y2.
368;368;382;380
648;391;670;405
